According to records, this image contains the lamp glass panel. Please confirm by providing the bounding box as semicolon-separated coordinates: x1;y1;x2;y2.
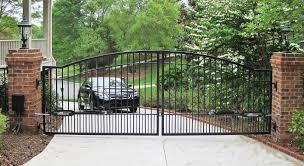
24;26;31;39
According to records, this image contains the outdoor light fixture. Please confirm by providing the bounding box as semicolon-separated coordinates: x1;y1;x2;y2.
282;25;292;52
18;16;32;49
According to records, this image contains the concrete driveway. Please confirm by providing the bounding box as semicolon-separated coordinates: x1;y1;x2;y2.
25;135;303;166
25;102;304;166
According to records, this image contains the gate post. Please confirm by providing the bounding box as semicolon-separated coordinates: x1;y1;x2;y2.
5;49;43;132
270;52;304;143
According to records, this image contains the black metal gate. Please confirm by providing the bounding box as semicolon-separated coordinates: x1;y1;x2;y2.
42;51;272;135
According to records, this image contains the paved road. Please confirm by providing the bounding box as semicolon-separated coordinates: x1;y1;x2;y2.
25;102;303;166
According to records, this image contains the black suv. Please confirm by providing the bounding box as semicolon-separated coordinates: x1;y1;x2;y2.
78;77;139;112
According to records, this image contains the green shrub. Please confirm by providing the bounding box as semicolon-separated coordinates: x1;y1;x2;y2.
139;87;158;108
139;87;190;112
163;89;190;112
0;73;8;112
43;76;60;113
0;113;7;134
289;108;304;150
161;60;191;91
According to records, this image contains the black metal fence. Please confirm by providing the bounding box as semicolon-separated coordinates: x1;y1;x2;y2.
0;67;8;113
42;51;272;135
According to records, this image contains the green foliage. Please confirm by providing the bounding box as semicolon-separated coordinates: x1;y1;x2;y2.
0;72;7;113
0;113;7;134
0;16;18;39
139;87;189;112
129;64;158;86
44;78;59;113
289;108;304;150
32;24;44;39
161;60;190;90
52;0;181;65
244;0;304;48
109;0;181;50
0;0;21;39
184;0;303;68
185;0;257;55
52;0;85;64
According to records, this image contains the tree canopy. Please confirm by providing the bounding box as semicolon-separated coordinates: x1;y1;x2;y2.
52;0;182;65
0;0;302;66
0;0;44;39
0;0;20;39
184;0;304;68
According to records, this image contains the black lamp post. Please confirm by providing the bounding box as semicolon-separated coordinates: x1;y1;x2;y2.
18;16;32;49
282;26;292;52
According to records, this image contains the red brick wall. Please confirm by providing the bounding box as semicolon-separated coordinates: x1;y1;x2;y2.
270;52;304;143
5;49;43;131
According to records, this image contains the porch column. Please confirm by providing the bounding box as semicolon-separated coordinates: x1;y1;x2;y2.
43;0;52;60
23;0;32;48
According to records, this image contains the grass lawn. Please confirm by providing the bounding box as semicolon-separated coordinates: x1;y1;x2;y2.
128;64;158;86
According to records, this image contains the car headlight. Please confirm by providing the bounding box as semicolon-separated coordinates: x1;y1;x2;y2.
129;91;138;98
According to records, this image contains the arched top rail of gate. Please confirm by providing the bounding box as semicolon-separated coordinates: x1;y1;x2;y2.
43;50;271;72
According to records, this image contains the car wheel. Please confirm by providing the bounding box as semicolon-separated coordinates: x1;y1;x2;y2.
90;98;95;111
78;103;84;110
129;107;137;113
78;98;84;110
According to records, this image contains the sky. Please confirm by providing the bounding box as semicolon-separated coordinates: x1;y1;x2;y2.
10;1;43;26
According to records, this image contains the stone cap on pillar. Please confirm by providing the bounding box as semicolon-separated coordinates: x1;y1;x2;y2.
270;52;304;69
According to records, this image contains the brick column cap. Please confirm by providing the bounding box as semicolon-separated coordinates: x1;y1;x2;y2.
5;48;43;64
8;48;41;54
270;52;304;68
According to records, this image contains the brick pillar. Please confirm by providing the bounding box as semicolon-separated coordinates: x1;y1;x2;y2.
270;52;304;143
5;49;43;131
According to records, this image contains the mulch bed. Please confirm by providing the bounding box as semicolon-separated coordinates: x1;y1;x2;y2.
248;135;304;161
0;132;53;166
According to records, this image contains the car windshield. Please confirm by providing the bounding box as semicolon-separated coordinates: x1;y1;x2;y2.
91;77;127;88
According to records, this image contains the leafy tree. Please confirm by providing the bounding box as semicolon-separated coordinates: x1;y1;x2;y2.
0;0;20;39
184;0;303;68
184;0;261;66
52;0;182;64
53;0;118;65
0;0;44;39
0;16;18;39
52;0;84;64
32;24;43;39
109;0;181;50
244;0;304;52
